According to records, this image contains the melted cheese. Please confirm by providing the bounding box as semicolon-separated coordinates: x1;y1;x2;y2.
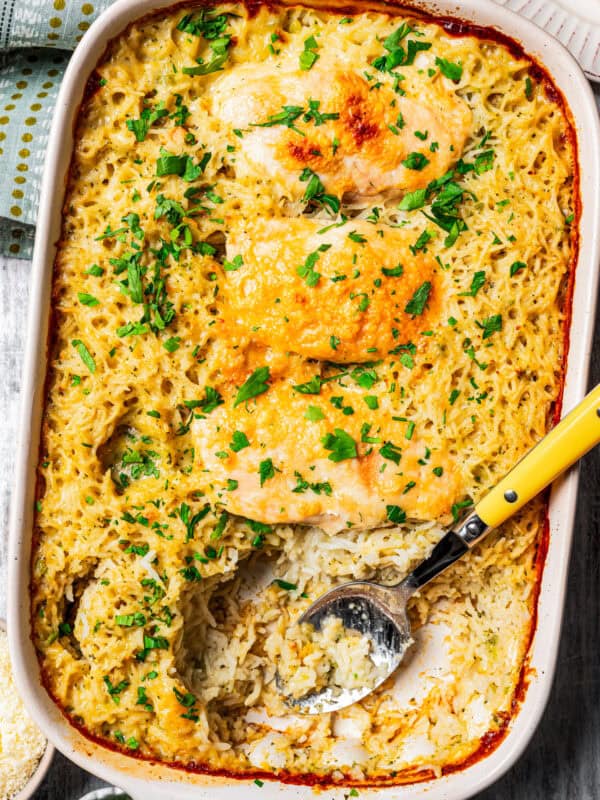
218;216;441;362
193;369;460;531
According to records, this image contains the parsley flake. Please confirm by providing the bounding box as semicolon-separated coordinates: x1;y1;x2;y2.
404;281;432;315
321;428;358;462
234;366;270;406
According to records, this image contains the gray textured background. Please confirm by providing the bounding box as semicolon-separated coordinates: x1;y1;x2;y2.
0;84;597;800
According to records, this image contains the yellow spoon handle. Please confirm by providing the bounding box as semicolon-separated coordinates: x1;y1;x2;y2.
475;383;600;529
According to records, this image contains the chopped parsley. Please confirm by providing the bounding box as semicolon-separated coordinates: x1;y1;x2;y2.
525;76;534;101
510;260;527;276
173;687;200;720
274;579;297;591
452;498;474;523
163;336;181;353
293;376;322;394
380;441;402;464
410;229;432;253
404;281;432;315
305;405;325;421
300;35;320;70
179;9;233;76
259;458;276;486
156;147;211;181
230;431;250;451
476;314;503;339
154;195;186;225
382;263;404;277
372;23;431;73
297;244;331;287
234;366;270;406
71;339;96;373
398;188;427;211
223;254;244;272
115;612;146;627
321;428;358;462
299;168;340;214
103;676;129;705
348;231;367;244
211;511;229;540
386;505;406;523
184;386;223;415
435;56;463;82
459;270;486;297
126;102;168;142
176;502;210;542
78;292;99;307
253;98;338;135
402;152;430;171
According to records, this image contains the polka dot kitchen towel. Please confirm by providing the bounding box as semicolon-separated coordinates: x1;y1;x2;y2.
0;0;112;258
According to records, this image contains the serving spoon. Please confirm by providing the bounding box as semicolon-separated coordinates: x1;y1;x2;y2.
280;383;600;714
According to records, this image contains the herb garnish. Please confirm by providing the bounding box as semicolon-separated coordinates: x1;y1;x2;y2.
372;23;431;73
404;281;432;315
78;292;99;307
402;152;430;171
435;56;463;82
253;99;338;135
156;147;211;181
510;261;526;276
300;35;320;70
299;168;340;214
72;339;96;373
380;441;402;464
259;458;276;486
293;376;322;394
176;502;211;542
382;263;404;277
386;505;406;523
223;254;244;272
459;270;486;297
476;314;503;339
127;102;168;142
297;244;331;287
103;676;129;705
321;428;358;462
234;366;270;406
179;9;233;76
230;431;250;451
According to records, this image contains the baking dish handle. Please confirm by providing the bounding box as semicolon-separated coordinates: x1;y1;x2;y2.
474;383;600;529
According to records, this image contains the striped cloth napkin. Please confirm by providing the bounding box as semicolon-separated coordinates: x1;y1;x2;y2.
0;0;112;258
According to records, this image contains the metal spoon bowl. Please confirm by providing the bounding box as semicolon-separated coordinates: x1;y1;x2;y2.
282;581;413;713
279;514;485;714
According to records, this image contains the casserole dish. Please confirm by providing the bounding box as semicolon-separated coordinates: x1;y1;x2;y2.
7;0;600;797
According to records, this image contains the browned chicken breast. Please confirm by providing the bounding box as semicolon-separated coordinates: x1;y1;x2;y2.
211;63;472;200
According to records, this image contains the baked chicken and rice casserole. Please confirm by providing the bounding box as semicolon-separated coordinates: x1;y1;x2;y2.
31;0;577;786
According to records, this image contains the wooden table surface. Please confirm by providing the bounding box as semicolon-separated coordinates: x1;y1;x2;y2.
0;80;596;800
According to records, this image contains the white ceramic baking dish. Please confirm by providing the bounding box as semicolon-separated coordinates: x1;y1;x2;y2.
7;0;600;798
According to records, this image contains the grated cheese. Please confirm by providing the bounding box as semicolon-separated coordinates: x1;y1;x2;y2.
0;629;47;800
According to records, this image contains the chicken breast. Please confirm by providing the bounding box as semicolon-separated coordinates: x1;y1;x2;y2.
192;370;462;533
211;63;472;200
216;216;442;363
